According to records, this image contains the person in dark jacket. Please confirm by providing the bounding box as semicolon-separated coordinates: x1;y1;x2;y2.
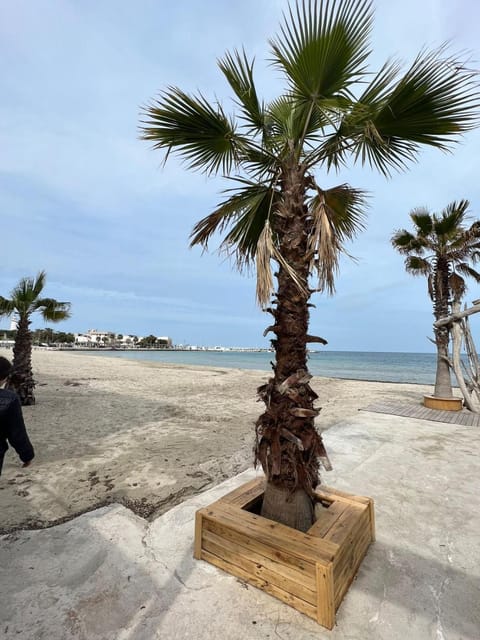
0;356;34;475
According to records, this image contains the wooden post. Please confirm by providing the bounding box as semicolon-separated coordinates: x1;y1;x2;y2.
316;563;335;629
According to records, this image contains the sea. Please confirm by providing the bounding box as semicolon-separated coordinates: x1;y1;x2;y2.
70;349;440;385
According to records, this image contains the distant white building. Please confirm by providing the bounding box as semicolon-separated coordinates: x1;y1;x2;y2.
74;329;113;346
73;330;171;348
156;336;172;347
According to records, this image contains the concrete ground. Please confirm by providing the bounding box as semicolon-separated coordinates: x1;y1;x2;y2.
1;411;479;640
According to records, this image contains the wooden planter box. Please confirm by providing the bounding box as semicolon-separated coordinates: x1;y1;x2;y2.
194;478;375;629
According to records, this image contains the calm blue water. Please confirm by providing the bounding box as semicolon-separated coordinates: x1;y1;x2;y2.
69;349;439;385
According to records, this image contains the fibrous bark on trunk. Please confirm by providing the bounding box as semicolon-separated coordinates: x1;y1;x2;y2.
254;163;329;531
8;315;36;405
432;257;453;398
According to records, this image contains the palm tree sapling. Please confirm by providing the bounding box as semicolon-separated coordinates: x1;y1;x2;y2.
141;0;479;530
0;271;71;405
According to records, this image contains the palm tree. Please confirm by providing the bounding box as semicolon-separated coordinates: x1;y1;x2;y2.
392;201;480;399
0;271;71;405
140;0;479;530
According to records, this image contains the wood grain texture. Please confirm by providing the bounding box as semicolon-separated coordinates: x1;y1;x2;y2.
194;480;375;629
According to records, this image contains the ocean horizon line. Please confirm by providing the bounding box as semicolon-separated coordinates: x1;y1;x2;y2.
53;347;445;386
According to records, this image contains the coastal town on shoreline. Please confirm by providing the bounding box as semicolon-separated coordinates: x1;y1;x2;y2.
0;326;271;353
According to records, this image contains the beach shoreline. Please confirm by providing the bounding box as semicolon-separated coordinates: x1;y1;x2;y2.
0;348;433;533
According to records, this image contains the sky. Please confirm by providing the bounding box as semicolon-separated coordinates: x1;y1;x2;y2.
1;0;480;351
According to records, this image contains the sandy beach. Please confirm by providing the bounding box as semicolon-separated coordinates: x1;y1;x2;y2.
0;348;432;533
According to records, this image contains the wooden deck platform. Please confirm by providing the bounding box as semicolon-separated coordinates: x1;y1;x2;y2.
361;401;480;427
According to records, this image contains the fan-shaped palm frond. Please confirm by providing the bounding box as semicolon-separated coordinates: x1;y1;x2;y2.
318;47;480;176
218;50;265;132
455;263;480;283
404;255;431;276
270;0;373;102
0;296;15;316
409;210;433;236
433;201;469;238
35;298;71;322
391;229;428;255
190;180;277;265
140;88;242;175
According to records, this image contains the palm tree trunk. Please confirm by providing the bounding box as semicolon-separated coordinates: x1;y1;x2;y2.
433;258;453;398
255;163;327;532
8;314;36;405
433;335;452;397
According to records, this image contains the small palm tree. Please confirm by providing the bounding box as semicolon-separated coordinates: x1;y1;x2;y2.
392;201;480;398
141;0;479;530
0;271;71;405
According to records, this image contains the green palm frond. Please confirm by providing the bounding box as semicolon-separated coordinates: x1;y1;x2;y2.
308;183;367;292
391;229;428;255
35;298;71;322
10;271;46;314
0;296;15;317
31;271;46;298
409;209;433;236
342;48;480;175
455;263;480;283
433;200;470;238
317;59;403;171
190;180;277;266
270;0;373;102
218;49;265;132
404;255;431;276
266;95;323;153
140;87;242;175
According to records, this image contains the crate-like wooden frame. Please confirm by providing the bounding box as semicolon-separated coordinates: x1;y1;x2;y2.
194;478;375;629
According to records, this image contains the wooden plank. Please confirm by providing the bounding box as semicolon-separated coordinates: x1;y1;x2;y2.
194;511;203;560
201;502;338;564
360;401;476;425
317;486;371;507
203;530;317;605
218;477;265;509
308;501;349;538
316;563;335;630
334;521;372;605
201;549;317;621
334;518;372;600
203;515;316;578
202;528;316;590
417;407;431;420
331;507;370;585
324;504;367;547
